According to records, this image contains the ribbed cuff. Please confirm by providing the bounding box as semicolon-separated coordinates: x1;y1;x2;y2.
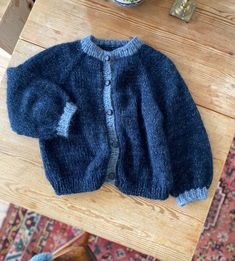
176;187;208;207
56;102;77;137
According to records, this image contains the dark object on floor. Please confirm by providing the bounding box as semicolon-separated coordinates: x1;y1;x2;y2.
26;0;35;9
0;205;156;260
53;233;97;261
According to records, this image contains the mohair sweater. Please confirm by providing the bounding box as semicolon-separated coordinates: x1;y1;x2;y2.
6;35;213;207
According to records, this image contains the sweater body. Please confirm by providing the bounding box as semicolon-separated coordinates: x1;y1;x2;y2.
6;35;213;207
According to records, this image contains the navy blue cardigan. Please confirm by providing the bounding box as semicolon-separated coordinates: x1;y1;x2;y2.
6;35;213;207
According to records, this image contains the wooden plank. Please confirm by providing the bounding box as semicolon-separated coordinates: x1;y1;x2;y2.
1;0;235;259
19;0;235;118
0;0;31;53
0;48;10;84
0;38;235;260
0;0;10;20
0;201;9;227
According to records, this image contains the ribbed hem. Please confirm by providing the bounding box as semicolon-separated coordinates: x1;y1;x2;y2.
116;182;169;200
56;102;77;137
81;35;143;61
176;187;208;207
48;175;104;195
29;253;52;261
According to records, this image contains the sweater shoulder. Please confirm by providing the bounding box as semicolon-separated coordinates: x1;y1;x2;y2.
8;40;84;83
139;43;184;84
20;40;83;68
139;44;176;72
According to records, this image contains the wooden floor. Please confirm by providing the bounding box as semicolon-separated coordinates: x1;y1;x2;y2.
0;48;10;230
0;0;10;19
0;1;235;260
0;0;31;53
0;48;10;83
0;201;8;228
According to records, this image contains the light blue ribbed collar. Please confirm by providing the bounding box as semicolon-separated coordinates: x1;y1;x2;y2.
80;35;143;61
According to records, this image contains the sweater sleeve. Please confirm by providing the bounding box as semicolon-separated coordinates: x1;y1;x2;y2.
154;56;213;207
6;44;78;140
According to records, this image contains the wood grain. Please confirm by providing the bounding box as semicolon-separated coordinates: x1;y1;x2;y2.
0;0;10;20
1;38;235;260
0;200;9;228
20;0;235;118
0;48;10;84
0;0;31;53
0;0;235;260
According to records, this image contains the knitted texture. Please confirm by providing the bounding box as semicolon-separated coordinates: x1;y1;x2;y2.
176;187;208;207
6;35;213;207
102;52;119;183
56;102;77;137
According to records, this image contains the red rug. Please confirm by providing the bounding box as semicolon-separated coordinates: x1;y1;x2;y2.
0;204;157;261
0;136;234;261
193;135;235;261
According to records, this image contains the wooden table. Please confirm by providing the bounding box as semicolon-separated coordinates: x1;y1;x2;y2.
0;0;10;20
0;0;31;53
0;1;235;260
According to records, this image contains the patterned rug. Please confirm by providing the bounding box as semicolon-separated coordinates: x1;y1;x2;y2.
0;136;234;261
193;135;235;261
0;204;156;261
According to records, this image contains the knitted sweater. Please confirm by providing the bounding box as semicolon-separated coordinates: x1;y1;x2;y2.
6;35;213;207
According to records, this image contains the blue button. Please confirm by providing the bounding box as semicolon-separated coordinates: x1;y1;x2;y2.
105;55;111;61
108;172;115;179
105;80;111;86
106;109;113;116
111;140;119;148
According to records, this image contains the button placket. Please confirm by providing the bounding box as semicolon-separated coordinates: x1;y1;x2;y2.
102;55;119;183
